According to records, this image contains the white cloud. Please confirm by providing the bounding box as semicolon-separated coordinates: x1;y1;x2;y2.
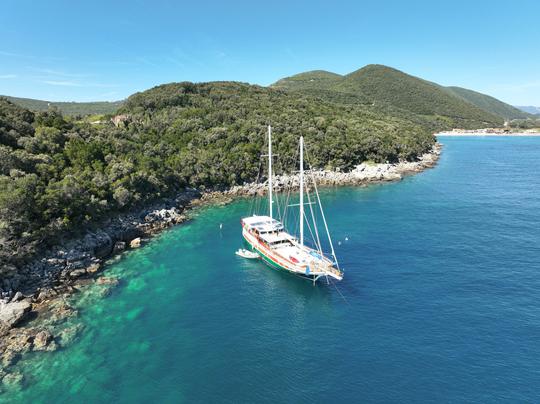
41;79;119;88
42;80;83;87
0;50;28;58
0;74;16;79
28;67;91;78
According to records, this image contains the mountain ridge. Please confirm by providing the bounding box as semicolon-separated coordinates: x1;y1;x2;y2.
271;64;527;126
0;95;123;116
515;105;540;116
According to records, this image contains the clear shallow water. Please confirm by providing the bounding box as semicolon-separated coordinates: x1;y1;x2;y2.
6;137;540;403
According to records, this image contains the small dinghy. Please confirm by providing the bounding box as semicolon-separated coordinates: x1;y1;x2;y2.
235;248;259;259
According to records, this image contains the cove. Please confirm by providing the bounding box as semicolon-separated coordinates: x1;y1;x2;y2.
5;136;540;403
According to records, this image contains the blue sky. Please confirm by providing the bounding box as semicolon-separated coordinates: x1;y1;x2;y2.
1;0;539;104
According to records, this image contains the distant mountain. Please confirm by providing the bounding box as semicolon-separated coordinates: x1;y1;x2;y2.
272;65;506;130
515;105;540;116
0;95;123;116
445;87;530;120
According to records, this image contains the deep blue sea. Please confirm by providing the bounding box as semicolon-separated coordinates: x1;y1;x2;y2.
6;137;540;403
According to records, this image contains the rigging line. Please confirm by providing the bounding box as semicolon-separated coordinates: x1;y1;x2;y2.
303;207;317;249
305;147;341;271
282;180;292;225
330;280;350;305
249;157;263;216
302;178;319;248
275;150;287;222
305;180;323;254
274;169;283;222
282;143;299;229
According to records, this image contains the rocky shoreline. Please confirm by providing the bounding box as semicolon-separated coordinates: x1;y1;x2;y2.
0;142;442;390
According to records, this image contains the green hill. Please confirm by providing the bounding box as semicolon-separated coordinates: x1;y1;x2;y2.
445;86;530;120
1;95;123;116
271;64;505;129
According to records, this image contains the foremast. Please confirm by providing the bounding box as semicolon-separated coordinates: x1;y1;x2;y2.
299;135;304;246
268;125;273;220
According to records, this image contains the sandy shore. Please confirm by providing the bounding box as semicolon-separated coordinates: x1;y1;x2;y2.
437;132;540;137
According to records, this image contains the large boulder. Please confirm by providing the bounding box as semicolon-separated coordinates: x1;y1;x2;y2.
10;292;23;303
113;241;126;254
93;234;113;258
0;301;31;334
86;263;101;274
129;238;142;248
33;330;53;351
115;227;143;243
69;268;86;279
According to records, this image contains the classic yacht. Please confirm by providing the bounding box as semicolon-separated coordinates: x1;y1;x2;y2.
240;126;343;283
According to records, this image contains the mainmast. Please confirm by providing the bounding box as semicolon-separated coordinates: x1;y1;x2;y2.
299;136;304;246
268;125;273;220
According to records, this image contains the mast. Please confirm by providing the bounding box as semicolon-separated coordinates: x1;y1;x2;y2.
299;136;304;246
268;125;272;220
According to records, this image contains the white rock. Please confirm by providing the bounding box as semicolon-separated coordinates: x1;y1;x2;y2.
130;238;142;248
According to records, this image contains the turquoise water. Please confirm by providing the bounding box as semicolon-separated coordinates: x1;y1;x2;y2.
6;137;540;403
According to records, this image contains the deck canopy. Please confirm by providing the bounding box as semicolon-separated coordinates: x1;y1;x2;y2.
242;215;283;233
259;231;292;244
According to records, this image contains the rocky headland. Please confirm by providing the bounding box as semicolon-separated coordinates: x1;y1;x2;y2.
0;142;442;389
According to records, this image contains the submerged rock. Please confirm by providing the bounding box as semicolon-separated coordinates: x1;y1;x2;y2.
1;350;20;368
2;371;24;390
49;300;78;323
58;323;84;347
96;277;119;286
33;330;53;351
3;330;33;357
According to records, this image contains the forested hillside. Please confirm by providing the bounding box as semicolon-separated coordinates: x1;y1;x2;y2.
271;70;342;92
1;95;123;116
273;65;507;130
445;87;529;120
0;83;434;264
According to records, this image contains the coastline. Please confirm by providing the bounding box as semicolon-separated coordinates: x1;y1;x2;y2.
0;142;442;388
437;130;540;137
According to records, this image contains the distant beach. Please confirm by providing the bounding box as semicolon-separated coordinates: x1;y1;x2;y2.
437;130;540;137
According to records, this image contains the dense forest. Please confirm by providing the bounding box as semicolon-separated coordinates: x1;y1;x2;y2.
0;82;435;265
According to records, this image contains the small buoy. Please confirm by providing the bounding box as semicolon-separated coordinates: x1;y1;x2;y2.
338;241;341;246
219;223;223;229
345;237;348;241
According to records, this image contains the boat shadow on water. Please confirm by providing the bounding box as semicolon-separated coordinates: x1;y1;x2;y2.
236;254;349;304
